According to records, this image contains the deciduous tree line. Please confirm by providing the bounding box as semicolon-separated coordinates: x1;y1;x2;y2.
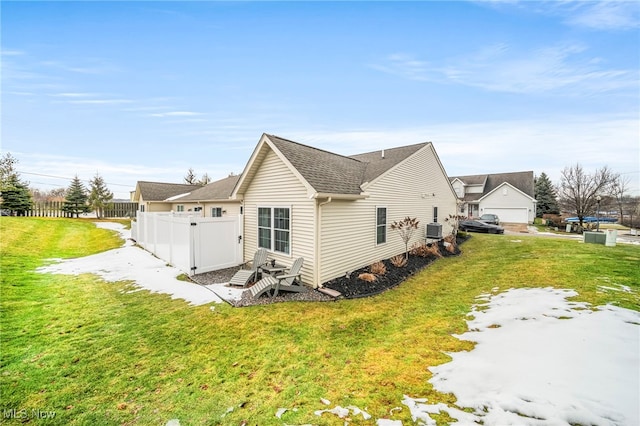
536;163;639;228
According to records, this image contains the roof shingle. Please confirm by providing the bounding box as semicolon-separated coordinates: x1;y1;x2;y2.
265;134;428;195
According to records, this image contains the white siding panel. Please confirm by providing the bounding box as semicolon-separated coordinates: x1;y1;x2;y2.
480;184;535;223
319;145;458;284
243;150;316;286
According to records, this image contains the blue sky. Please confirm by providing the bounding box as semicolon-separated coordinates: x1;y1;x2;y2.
2;1;639;199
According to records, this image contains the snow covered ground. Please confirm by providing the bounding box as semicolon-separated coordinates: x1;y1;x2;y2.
393;288;640;426
36;223;639;425
37;222;245;305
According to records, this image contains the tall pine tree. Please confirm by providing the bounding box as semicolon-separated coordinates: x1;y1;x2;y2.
535;172;559;217
88;173;114;219
1;175;33;215
0;152;33;215
62;175;89;218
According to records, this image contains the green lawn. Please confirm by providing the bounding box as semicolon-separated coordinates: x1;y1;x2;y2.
1;217;638;425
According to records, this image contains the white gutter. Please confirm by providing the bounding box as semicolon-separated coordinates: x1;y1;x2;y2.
311;192;369;200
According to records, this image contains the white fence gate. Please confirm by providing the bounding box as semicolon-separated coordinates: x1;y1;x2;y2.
131;212;243;275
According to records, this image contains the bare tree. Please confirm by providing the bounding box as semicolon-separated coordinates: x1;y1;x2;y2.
610;174;631;224
198;173;211;186
184;168;198;184
557;163;617;228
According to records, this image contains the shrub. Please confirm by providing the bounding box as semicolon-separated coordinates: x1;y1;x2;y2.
443;234;457;253
411;242;442;258
390;217;420;259
370;261;386;275
390;254;407;268
357;273;377;282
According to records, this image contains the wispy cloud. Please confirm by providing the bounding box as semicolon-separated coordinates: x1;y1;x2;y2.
1;49;26;56
553;1;639;31
40;59;121;75
149;111;205;118
51;92;100;98
479;0;640;31
287;113;639;194
67;99;134;105
372;42;637;95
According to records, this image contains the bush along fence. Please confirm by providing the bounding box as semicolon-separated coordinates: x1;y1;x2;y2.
23;201;138;218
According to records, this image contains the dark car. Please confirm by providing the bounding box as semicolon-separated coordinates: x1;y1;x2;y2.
459;220;504;234
478;213;500;225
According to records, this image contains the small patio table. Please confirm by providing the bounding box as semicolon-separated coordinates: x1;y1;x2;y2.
260;263;287;277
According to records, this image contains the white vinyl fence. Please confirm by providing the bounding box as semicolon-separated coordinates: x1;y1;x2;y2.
131;212;243;276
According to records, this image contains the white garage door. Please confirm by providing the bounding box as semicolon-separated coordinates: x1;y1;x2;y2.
484;208;528;224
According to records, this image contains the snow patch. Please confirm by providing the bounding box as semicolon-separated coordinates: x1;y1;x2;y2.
36;222;239;306
414;287;640;425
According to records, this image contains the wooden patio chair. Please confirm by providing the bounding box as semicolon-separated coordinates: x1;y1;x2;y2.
228;248;268;287
250;257;306;298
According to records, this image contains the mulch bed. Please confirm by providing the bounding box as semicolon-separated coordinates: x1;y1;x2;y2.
195;236;469;306
323;236;468;299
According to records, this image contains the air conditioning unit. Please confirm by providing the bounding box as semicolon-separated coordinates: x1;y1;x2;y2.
426;223;442;239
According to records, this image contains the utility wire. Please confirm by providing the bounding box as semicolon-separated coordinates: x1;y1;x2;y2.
18;170;132;187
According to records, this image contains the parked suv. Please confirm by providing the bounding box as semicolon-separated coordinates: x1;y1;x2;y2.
478;213;500;225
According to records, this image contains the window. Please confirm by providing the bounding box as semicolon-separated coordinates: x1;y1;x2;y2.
176;205;184;212
376;207;387;245
433;206;438;223
258;207;290;254
211;207;222;217
140;205;145;212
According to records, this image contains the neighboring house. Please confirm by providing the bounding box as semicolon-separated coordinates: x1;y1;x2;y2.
169;174;242;217
232;133;458;288
131;176;242;217
450;171;537;224
131;181;201;213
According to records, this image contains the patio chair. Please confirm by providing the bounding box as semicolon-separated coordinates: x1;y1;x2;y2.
228;248;268;287
250;257;306;298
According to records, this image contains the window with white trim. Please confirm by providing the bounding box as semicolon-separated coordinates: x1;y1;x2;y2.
376;207;387;245
258;207;290;254
176;205;184;212
211;207;222;217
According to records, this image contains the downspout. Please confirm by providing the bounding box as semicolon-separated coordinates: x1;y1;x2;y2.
315;197;332;288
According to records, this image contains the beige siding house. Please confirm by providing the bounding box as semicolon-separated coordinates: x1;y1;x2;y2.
132;176;241;217
131;181;201;213
233;134;458;288
169;175;241;217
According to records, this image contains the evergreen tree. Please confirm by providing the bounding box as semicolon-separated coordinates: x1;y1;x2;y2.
0;152;33;215
1;175;33;215
62;175;89;218
88;173;114;219
534;172;559;217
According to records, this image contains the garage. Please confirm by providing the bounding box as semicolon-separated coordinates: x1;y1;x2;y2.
483;207;529;224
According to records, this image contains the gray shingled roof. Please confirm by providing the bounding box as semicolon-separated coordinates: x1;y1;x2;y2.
450;174;487;186
137;181;202;201
267;135;366;195
174;175;240;201
349;143;429;184
485;171;535;198
266;134;428;195
450;171;535;199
